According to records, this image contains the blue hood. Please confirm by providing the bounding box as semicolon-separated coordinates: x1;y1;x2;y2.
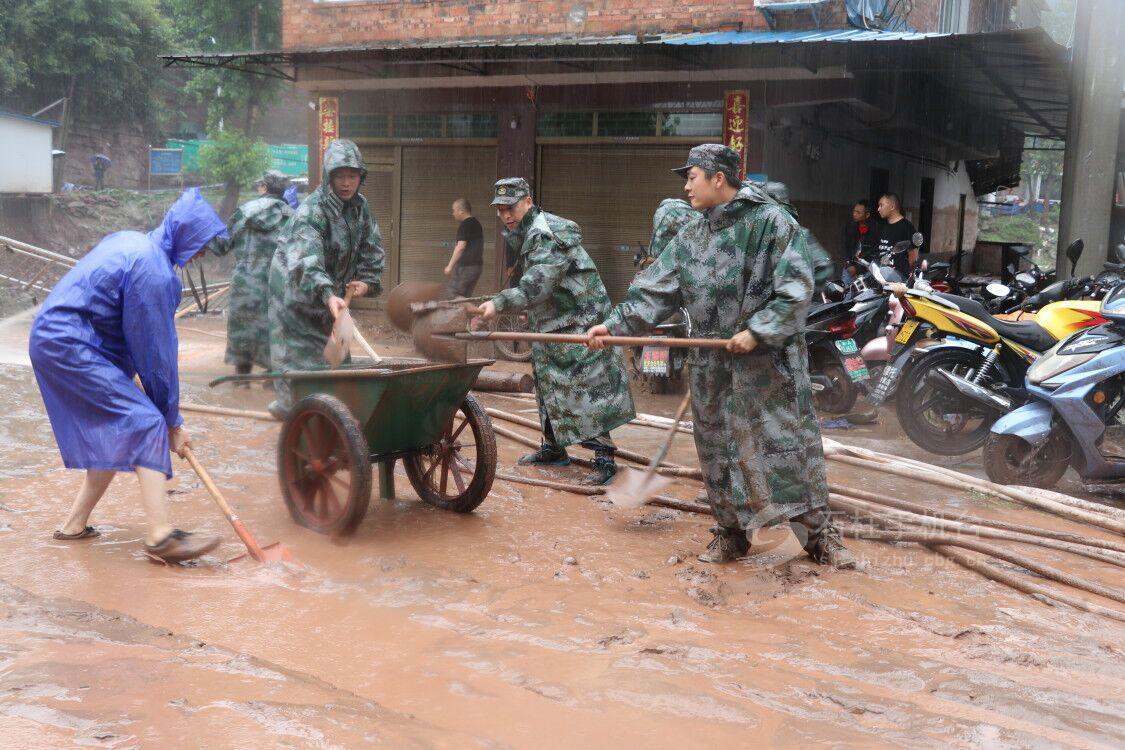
148;188;228;267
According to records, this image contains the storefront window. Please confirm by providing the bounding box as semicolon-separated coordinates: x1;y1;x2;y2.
339;113;389;138
447;113;498;138
393;114;444;138
597;112;658;137
537;112;595;137
661;112;723;137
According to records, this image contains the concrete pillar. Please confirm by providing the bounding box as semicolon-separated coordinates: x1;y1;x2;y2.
493;93;536;286
1057;0;1125;278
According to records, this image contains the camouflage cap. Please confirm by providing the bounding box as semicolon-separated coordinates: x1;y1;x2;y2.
491;177;531;206
257;169;290;194
672;144;743;188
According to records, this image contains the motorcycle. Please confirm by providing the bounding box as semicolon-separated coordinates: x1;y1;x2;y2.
980;284;1125;489
626;242;689;393
806;239;918;413
868;244;1106;455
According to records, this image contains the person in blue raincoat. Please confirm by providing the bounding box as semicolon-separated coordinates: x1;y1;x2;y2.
283;184;299;210
29;189;229;564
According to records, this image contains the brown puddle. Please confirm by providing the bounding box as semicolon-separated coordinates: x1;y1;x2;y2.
0;310;1122;748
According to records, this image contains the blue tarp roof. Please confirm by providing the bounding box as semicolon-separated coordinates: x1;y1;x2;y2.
0;108;59;128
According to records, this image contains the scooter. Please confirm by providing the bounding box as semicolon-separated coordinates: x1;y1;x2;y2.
867;242;1105;455
980;284;1125;489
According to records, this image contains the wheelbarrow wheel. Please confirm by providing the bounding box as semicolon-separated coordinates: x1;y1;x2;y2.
278;394;372;535
404;394;496;512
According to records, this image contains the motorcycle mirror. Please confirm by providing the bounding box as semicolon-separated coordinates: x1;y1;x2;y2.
1066;239;1085;273
912;232;924;248
986;282;1011;298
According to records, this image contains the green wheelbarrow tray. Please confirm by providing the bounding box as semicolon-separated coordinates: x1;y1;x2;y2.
209;358;495;456
209;358;500;537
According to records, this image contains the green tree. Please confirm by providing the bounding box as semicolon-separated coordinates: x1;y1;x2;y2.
0;0;169;122
164;0;283;134
199;128;271;217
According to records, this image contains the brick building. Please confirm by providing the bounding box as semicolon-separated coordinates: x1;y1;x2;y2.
168;0;1065;298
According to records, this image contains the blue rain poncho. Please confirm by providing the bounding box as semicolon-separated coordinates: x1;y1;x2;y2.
283;184;299;209
29;189;227;478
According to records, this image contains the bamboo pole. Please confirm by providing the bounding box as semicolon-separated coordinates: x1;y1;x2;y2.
494;472;707;515
832;483;1125;555
485;407;686;469
842;527;1125;606
180;403;276;421
828;494;1125;568
825;438;1125;522
826;451;1125;536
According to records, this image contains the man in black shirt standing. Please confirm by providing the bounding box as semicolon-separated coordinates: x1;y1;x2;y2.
444;198;485;298
875;192;917;279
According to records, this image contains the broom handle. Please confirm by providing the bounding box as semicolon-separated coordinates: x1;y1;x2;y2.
458;331;731;349
181;446;266;560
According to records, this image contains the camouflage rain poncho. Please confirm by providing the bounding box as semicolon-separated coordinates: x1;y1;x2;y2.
604;184;827;531
268;140;384;408
210;195;293;369
492;206;635;447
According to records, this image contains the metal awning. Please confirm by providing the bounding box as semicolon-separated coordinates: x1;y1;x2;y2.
162;27;1068;139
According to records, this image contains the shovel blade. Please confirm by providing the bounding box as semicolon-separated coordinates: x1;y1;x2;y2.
603;467;672;508
323;310;355;367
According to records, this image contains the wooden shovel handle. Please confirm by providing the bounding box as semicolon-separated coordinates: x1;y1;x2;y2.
456;331;731;349
181;446;266;561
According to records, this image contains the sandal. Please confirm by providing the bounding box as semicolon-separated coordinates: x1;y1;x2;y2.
53;526;100;540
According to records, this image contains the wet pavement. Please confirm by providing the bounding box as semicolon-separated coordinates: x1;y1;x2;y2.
0;309;1123;748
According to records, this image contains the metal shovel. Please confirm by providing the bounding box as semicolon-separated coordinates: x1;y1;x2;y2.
604;390;694;508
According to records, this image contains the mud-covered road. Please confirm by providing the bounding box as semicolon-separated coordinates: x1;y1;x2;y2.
0;309;1122;748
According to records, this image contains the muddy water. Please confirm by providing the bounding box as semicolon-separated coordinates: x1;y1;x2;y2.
1;311;1123;748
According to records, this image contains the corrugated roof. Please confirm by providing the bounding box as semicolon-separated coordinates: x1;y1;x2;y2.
658;28;948;45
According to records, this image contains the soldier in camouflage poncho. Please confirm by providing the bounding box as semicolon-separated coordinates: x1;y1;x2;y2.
210;170;293;377
477;178;635;485
267;140;384;417
590;145;855;569
647;198;700;263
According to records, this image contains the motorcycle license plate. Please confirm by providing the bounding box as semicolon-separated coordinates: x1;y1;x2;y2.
895;319;920;344
834;338;869;381
641;346;671;376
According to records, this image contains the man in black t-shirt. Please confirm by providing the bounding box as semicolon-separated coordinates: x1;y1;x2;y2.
444;197;485;298
875;193;917;279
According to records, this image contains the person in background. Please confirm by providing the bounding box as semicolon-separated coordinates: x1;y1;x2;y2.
283;183;300;210
443;198;484;298
91;152;112;191
840;199;874;291
29;189;228;563
209;170;294;383
875;193;917;279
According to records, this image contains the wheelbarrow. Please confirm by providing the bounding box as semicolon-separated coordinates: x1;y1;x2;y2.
209;358;497;535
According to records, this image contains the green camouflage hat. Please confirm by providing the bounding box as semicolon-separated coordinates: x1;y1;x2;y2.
672;144;743;188
491;177;531;206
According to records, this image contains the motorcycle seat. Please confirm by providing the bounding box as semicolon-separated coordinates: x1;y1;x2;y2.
933;292;1056;351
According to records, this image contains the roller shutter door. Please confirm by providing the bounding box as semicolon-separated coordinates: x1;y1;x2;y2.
399;146;498;294
358;146;397;284
538;145;687;301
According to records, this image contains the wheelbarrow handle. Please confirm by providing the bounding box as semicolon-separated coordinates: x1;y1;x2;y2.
454;331;732;349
